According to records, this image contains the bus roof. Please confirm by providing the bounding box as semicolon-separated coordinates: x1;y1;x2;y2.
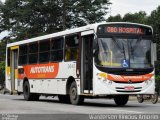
7;22;152;47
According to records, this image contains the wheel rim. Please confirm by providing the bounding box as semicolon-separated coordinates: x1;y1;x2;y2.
71;87;77;100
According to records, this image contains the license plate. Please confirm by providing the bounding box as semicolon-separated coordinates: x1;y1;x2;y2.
124;86;135;90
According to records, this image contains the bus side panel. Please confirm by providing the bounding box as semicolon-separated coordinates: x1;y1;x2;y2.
56;62;80;95
29;79;58;94
17;62;80;95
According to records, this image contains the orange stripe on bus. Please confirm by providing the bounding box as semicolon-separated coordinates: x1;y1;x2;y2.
107;73;153;82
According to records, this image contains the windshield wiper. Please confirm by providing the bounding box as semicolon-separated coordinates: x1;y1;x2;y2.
112;37;126;60
128;38;142;60
122;43;127;60
129;41;134;60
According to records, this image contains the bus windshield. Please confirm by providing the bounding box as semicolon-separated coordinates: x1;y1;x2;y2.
95;37;152;68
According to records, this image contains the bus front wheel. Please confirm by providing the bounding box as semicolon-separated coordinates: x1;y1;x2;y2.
23;81;39;101
69;81;84;105
114;95;129;106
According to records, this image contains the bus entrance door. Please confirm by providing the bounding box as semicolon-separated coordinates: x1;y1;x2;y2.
81;33;94;94
10;46;18;93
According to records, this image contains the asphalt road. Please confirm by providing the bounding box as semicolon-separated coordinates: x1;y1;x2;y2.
0;94;160;114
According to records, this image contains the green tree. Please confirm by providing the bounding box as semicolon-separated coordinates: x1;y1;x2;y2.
0;40;6;61
0;0;111;42
107;11;148;24
123;11;147;24
148;6;160;59
107;14;122;22
0;61;5;84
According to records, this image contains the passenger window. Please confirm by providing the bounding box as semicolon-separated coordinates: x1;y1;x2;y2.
29;42;38;53
39;40;50;52
19;45;28;65
29;42;38;64
51;37;64;62
39;40;50;63
19;45;28;55
65;34;79;61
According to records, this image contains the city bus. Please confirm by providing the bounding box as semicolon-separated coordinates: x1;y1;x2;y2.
5;22;156;106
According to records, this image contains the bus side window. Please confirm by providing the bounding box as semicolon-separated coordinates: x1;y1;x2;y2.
65;34;79;61
19;45;28;65
29;42;38;64
51;37;64;62
39;40;50;63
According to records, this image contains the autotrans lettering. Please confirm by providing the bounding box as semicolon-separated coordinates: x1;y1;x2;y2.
18;63;59;79
30;66;54;73
106;27;144;34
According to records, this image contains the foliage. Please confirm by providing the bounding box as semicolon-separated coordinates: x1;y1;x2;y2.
107;14;122;22
0;0;110;42
148;6;160;60
123;11;147;24
0;40;6;61
0;61;5;84
155;75;160;95
155;61;160;94
107;11;148;24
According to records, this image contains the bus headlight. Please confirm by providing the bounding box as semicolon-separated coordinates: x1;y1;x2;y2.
149;79;153;83
97;73;112;85
108;81;112;85
97;73;107;80
145;79;153;84
145;80;148;84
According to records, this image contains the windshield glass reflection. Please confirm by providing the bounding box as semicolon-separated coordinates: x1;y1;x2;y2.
95;37;152;68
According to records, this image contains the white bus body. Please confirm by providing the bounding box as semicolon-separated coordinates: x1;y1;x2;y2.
5;22;156;105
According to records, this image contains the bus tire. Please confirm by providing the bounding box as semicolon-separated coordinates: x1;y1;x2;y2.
58;95;70;103
69;81;84;105
23;81;39;101
114;95;129;106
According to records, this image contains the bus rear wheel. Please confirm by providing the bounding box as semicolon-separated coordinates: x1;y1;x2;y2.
23;81;39;101
114;95;129;106
69;81;84;105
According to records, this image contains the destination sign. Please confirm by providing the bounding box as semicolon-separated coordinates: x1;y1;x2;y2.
106;27;144;34
97;24;152;35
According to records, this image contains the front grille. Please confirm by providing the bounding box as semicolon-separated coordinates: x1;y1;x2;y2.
114;81;143;84
116;87;142;89
115;87;142;92
116;90;141;92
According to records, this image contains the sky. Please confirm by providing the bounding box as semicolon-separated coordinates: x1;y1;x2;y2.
0;0;160;40
107;0;160;17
